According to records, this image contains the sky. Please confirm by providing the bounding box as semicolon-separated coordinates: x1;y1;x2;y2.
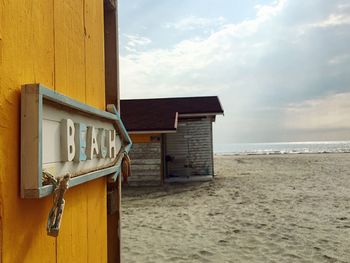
119;0;350;143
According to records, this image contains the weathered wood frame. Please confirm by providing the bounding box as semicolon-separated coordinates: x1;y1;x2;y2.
103;1;125;262
21;84;132;198
104;0;120;110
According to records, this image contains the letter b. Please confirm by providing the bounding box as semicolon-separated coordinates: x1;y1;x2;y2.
61;119;75;161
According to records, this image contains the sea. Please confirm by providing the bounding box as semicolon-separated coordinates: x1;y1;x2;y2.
214;141;350;155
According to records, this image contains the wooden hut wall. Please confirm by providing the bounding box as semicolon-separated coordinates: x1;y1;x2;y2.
165;118;214;178
129;134;163;185
0;1;107;262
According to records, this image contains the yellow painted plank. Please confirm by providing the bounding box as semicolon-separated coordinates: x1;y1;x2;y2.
84;0;108;262
54;1;88;262
86;178;108;263
0;0;3;68
0;0;56;262
85;0;105;109
0;4;3;261
57;186;88;263
54;0;86;101
1;0;108;262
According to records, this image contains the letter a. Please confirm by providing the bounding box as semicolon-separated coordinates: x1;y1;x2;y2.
98;128;107;158
86;126;99;160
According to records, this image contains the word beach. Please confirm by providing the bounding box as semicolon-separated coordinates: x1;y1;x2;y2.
61;118;119;162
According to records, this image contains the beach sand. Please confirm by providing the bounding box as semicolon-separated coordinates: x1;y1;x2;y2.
121;153;350;263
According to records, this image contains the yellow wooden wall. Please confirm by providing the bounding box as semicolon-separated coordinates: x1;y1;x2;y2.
0;1;107;262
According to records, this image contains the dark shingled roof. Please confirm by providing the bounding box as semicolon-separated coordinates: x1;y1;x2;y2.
120;96;224;132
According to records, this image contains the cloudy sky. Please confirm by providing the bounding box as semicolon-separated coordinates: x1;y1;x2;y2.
119;0;350;143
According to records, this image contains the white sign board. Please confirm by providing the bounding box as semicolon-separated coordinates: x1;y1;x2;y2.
21;84;132;198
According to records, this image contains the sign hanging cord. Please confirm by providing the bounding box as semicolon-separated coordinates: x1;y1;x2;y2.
43;172;70;237
42;150;129;236
121;151;131;185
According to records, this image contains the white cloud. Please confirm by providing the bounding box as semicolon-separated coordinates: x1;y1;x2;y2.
328;54;350;65
120;0;287;98
254;0;287;19
311;13;350;28
124;34;151;51
337;3;350;10
284;92;350;130
164;16;225;31
120;0;350;142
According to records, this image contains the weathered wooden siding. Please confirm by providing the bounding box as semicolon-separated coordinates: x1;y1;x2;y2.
0;1;107;262
166;118;213;177
129;142;162;186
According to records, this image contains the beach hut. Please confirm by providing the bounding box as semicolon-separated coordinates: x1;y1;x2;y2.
0;1;129;262
121;96;224;186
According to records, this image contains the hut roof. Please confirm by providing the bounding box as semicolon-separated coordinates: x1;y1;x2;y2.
120;96;224;132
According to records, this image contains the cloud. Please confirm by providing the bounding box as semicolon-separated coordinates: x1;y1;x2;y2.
284;92;350;131
121;0;288;98
164;16;225;31
124;34;151;52
328;54;350;65
120;0;350;142
310;14;350;28
254;0;287;19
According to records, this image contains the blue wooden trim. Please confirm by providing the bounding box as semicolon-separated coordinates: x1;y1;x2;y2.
107;161;123;182
38;93;43;188
38;166;121;198
21;84;132;198
38;186;53;198
106;104;133;182
106;104;133;151
37;84;118;121
70;166;119;186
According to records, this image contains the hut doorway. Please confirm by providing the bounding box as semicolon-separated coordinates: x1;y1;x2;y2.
165;118;214;181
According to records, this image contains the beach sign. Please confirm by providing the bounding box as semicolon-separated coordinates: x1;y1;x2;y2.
21;84;132;198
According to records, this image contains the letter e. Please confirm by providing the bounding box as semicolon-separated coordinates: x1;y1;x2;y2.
74;123;87;161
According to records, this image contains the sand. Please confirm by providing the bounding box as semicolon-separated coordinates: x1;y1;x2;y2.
121;153;350;263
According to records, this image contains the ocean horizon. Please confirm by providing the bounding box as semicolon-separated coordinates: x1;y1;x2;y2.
214;140;350;155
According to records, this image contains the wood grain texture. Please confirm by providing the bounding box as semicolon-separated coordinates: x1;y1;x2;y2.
0;0;107;262
85;1;107;262
87;178;107;263
104;3;119;109
107;175;121;263
129;142;162;186
54;1;88;262
0;2;3;258
85;0;105;110
0;0;3;68
104;1;122;262
0;1;56;262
